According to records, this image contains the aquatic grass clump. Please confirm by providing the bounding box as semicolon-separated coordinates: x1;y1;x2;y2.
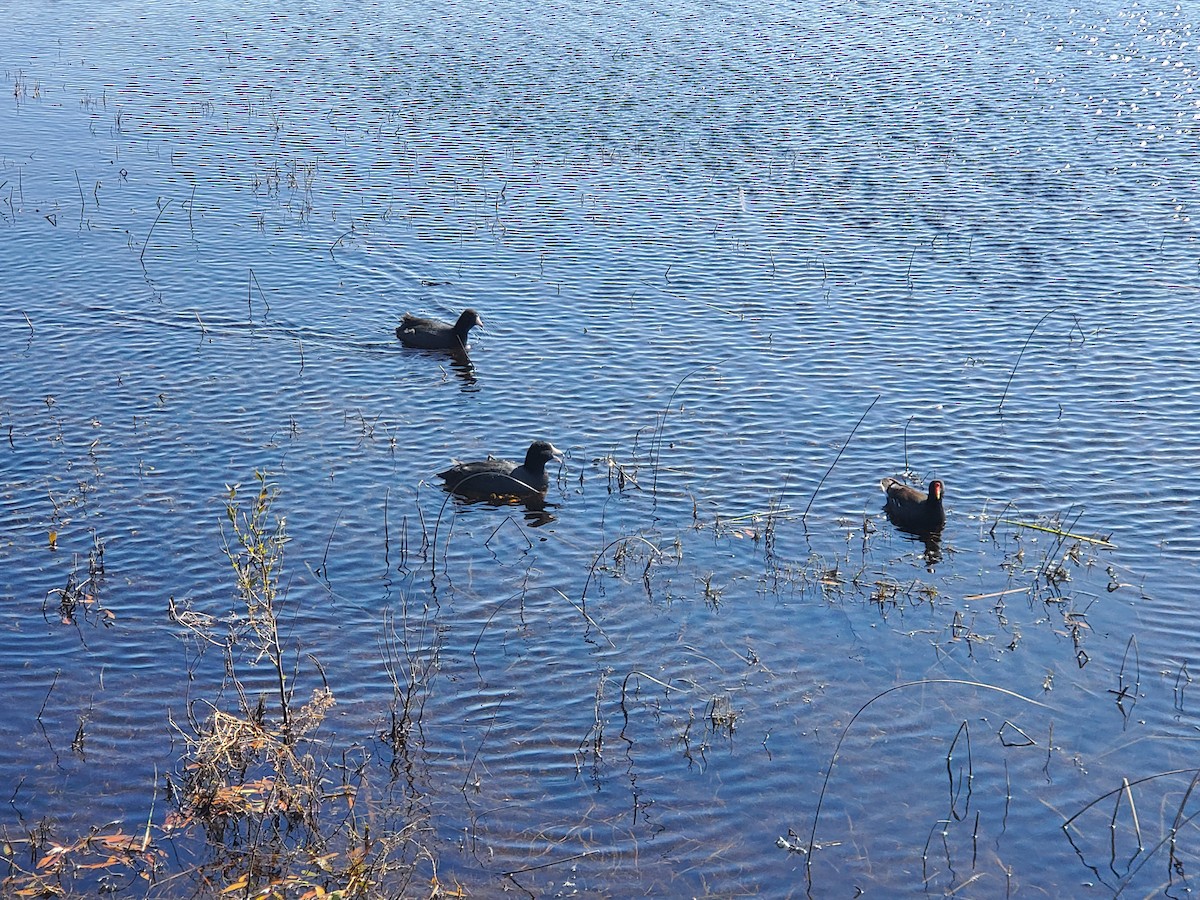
173;688;336;836
42;529;110;635
220;474;293;737
163;472;430;897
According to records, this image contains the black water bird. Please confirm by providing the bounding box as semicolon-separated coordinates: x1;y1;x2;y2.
438;440;563;500
396;308;482;350
880;477;946;534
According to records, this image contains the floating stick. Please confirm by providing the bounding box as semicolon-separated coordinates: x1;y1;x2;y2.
995;518;1115;547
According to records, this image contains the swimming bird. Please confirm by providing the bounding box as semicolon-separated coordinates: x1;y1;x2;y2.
880;478;946;534
438;440;563;500
396;308;482;350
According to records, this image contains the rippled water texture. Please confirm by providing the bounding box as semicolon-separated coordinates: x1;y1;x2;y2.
3;0;1200;895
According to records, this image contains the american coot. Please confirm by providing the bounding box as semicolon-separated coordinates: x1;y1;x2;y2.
439;440;563;501
880;478;946;534
396;308;483;350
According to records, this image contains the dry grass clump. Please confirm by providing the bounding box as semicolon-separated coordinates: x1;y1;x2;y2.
1;473;441;898
160;472;432;897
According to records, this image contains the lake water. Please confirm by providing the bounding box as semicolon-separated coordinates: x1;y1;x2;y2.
3;0;1200;895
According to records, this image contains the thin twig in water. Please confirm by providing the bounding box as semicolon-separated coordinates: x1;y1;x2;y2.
1061;768;1200;895
902;415;914;473
1114;777;1200;894
503;851;598;877
997;306;1062;413
1120;777;1144;855
461;696;506;792
140;199;172;265
553;588;615;647
36;670;62;761
1114;635;1141;715
471;591;527;662
802;394;879;525
650;359;730;495
716;505;794;525
961;587;1030;602
247;268;271;322
141;765;157;851
987;500;1015;539
579;535;663;617
316;512;340;580
329;226;354;257
382;487;390;565
36;669;60;725
619;670;689;734
804;678;1046;888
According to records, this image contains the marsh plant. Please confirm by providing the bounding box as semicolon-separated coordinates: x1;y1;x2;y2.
163;472;429;898
1;475;438;898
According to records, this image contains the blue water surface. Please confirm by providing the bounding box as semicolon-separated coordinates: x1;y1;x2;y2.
2;0;1200;894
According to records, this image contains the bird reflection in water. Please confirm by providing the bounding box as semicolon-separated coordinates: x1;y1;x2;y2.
917;531;943;567
518;494;556;527
394;307;481;389
444;348;478;390
443;492;557;527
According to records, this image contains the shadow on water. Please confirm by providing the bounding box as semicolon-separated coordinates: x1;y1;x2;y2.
443;348;478;390
444;491;557;528
397;345;477;390
885;519;944;567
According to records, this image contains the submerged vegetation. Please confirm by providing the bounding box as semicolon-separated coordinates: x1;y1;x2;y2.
0;323;1166;895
